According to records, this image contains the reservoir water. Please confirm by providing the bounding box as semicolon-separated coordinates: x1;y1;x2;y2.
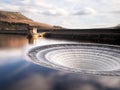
0;34;120;90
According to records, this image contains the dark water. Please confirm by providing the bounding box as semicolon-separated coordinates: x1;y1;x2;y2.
0;34;120;90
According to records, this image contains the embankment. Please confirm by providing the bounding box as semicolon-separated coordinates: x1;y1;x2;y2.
0;30;28;35
44;29;120;45
0;29;120;45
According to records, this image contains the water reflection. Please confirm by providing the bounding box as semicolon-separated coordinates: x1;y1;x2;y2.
0;34;40;49
28;37;38;45
0;34;28;49
0;34;120;90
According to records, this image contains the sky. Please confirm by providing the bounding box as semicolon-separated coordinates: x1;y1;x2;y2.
0;0;120;28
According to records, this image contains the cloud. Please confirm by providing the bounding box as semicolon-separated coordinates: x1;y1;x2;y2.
111;10;120;14
66;0;80;2
32;0;69;16
20;0;31;5
72;7;96;15
21;7;40;14
41;8;68;16
34;0;54;9
41;7;96;16
0;3;20;11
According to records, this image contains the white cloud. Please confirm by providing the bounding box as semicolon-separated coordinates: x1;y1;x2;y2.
66;0;80;2
72;7;96;15
41;7;96;16
34;0;54;9
21;0;31;4
0;3;20;11
41;8;69;16
111;10;120;14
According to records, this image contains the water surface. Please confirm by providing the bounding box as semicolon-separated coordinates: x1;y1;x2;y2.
0;34;120;90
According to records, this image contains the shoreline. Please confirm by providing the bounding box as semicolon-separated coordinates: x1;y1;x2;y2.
0;30;28;35
0;29;120;45
0;29;120;34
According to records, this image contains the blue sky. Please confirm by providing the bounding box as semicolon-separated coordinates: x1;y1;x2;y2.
0;0;120;28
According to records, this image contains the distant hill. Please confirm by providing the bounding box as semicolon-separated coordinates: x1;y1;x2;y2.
114;24;120;29
0;10;54;30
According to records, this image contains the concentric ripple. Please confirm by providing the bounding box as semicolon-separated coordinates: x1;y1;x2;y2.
28;44;120;76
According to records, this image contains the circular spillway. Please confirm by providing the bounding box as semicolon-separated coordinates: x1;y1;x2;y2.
28;44;120;76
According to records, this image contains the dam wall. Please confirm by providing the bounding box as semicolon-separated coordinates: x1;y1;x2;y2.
44;29;120;45
0;29;120;45
0;30;28;35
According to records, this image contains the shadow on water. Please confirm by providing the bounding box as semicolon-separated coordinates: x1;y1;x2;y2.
0;34;120;90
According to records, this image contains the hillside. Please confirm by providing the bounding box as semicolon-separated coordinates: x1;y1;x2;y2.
0;11;54;30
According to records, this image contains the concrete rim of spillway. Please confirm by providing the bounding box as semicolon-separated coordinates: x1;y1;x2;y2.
27;43;120;76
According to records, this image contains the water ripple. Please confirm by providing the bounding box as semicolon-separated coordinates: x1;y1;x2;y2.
28;43;120;76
